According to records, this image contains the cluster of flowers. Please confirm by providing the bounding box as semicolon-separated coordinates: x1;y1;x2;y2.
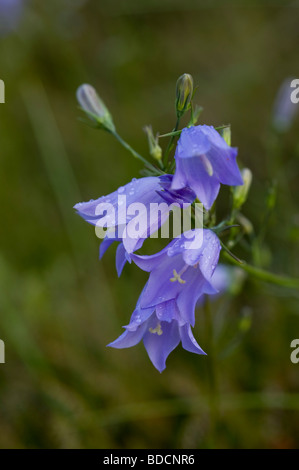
75;116;243;371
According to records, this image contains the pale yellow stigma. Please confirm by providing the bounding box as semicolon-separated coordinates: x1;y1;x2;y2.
170;269;186;284
149;322;163;335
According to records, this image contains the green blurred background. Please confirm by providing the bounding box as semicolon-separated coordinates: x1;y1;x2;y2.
0;0;299;449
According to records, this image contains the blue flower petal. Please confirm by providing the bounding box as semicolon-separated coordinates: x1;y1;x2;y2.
130;243;174;272
176;273;209;326
179;324;206;355
156;300;180;323
124;283;155;330
176;126;211;159
180;229;221;276
199;126;243;185
116;242;128;277
171;125;243;210
173;156;220;210
107;321;148;349
99;238;115;259
138;254;187;308
143;317;180;372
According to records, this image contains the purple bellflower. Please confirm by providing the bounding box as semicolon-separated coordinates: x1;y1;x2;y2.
74;175;195;276
108;229;221;371
171;125;243;210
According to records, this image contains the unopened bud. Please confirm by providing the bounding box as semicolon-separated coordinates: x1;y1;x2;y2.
176;73;193;118
144;125;162;162
188;104;203;126
76;83;115;133
237;213;253;235
233;168;252;210
220;126;231;146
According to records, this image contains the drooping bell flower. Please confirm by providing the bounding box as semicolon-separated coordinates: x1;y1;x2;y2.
130;228;221;326
74;175;195;275
108;295;206;373
171;125;243;210
108;229;221;371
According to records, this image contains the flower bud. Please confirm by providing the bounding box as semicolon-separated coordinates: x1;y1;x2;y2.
76;83;115;133
175;73;193;118
219;126;231;146
144;125;162;162
232;168;252;210
188;104;203;126
237;213;254;235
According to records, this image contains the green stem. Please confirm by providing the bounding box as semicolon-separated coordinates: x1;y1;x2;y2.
159;124;230;139
223;251;299;289
163;117;180;167
159;129;182;139
113;131;159;173
220;240;244;264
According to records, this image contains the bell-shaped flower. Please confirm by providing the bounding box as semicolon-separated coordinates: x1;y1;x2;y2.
171;125;243;210
108;229;221;371
74;175;195;275
130;228;221;326
108;284;206;373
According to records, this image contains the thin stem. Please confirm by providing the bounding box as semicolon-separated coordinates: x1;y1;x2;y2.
163;117;180;167
159;129;182;139
159;124;230;139
220;240;244;264
113;131;159;173
223;251;299;289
